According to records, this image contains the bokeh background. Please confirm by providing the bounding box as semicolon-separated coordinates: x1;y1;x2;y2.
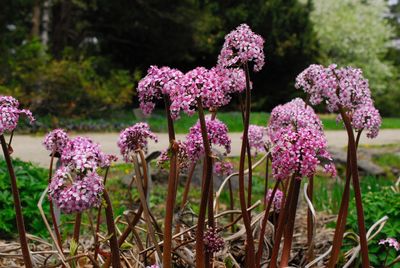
0;0;399;120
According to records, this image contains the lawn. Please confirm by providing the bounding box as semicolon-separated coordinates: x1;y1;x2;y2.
18;110;400;134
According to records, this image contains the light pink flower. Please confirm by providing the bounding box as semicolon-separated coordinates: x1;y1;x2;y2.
118;123;158;162
246;125;267;155
0;96;35;134
351;104;382;138
137;66;183;114
218;24;265;72
379;238;400;251
266;189;284;212
43;129;69;155
214;161;234;176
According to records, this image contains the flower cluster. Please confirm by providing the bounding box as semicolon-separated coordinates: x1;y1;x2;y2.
137;66;183;114
379;238;400;251
214;160;234;176
0;96;35;135
213;66;246;95
43;129;69;155
118;123;158;162
49;168;104;213
295;64;381;138
203;228;225;253
158;141;190;171
266;189;284;212
218;24;265;72
169;67;227;120
268;98;336;180
48;136;115;213
185;117;231;162
247;125;268;154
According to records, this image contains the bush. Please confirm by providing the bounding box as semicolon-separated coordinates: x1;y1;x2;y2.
0;158;49;238
0;39;136;118
345;189;400;266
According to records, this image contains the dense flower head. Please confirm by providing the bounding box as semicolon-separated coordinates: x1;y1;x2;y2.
158;141;190;170
351;104;382;139
203;228;225;253
0;96;35;134
266;189;284;212
379;238;400;251
169;67;227;120
214;160;234;176
213;66;246;95
247;125;268;154
268;99;336;180
43;129;69;155
267;98;323;140
118;123;158;162
218;24;265;72
185;117;231;162
295;64;372;112
61;137;109;172
137;66;184;114
49;169;104;213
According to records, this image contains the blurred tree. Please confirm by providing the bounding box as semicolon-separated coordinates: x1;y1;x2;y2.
311;0;400;116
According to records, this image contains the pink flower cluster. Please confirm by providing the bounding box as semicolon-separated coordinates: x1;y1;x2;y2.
48;167;104;213
158;141;190;171
137;66;183;114
169;67;228;120
48;135;116;213
379;238;400;251
295;64;381;138
266;189;284;212
185;117;231;162
43;129;69;155
118;123;158;162
218;24;265;72
203;228;225;253
0;96;35;135
247;125;268;155
268;98;336;180
214;160;234;176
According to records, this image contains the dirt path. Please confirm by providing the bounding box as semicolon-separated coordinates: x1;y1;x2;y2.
8;129;400;167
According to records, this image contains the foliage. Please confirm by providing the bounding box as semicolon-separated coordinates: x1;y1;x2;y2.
345;189;400;266
311;0;400;116
0;39;136;118
0;158;49;238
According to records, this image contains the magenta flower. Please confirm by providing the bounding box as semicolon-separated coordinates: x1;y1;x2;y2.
43;129;69;155
213;66;246;95
0;96;35;134
268;99;336;180
137;66;184;114
214;160;234;176
351;104;382;139
48;168;104;214
169;67;227;120
203;228;225;253
185;117;231;162
61;137;108;172
246;125;268;155
379;238;400;251
118;122;158;162
266;189;284;212
218;24;265;72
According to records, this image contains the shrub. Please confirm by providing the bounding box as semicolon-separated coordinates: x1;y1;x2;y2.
0;39;136;118
0;158;49;238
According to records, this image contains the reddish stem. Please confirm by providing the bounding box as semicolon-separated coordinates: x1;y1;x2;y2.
339;107;370;267
0;135;33;268
48;151;63;251
195;100;214;268
280;178;301;266
162;95;178;268
180;163;196;209
237;63;256;267
256;180;279;266
103;190;121;268
73;213;82;244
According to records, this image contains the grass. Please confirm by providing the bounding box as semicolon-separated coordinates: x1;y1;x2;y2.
18;110;400;134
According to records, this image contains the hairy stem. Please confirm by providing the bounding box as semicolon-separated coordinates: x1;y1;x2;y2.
0;135;33;268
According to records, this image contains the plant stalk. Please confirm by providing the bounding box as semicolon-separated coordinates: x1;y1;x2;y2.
103;190;121;268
